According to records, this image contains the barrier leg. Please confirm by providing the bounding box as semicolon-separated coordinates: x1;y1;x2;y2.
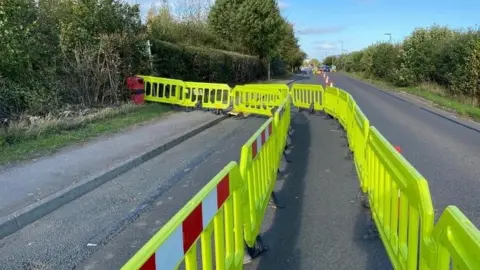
283;149;292;163
269;192;285;209
244;236;268;262
308;102;315;115
358;189;370;209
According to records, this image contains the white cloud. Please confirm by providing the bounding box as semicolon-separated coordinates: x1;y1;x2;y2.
315;42;337;50
278;1;289;9
296;26;345;35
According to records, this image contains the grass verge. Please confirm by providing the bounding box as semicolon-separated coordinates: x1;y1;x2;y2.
344;72;480;121
0;103;170;164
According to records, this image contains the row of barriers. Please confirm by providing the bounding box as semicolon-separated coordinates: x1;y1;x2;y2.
319;84;480;270
122;82;291;269
140;76;232;111
137;76;291;117
122;75;480;269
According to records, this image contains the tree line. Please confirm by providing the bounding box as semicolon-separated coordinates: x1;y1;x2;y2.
333;25;480;104
0;0;306;119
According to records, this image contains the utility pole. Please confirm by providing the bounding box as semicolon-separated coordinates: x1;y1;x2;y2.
385;33;392;43
339;40;344;55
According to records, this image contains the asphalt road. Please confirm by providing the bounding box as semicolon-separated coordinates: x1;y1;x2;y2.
310;73;480;226
0;115;266;270
246;111;391;270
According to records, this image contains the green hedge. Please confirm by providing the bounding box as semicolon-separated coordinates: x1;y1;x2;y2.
335;26;480;102
150;40;265;84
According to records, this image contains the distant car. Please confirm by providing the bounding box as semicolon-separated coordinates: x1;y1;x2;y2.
323;65;331;72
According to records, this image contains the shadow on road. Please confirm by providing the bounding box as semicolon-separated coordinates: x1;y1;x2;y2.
250;112;310;270
351;196;393;269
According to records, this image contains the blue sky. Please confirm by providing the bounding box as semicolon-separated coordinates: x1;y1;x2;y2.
278;0;479;60
133;0;479;60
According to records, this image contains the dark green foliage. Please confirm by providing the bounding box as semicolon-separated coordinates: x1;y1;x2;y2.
337;25;480;103
1;0;305;120
0;0;147;119
322;57;334;66
208;0;305;67
150;40;264;84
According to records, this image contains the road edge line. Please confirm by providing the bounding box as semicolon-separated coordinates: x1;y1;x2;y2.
0;114;229;239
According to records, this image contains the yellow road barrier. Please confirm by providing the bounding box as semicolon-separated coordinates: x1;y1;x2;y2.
239;118;277;248
122;162;244;270
422;206;480;270
290;83;323;111
365;126;435;270
337;89;349;129
231;86;282;117
274;96;291;166
185;82;231;111
324;86;339;117
346;95;356;151
142;76;186;106
244;83;289;99
125;75;480;270
352;104;370;191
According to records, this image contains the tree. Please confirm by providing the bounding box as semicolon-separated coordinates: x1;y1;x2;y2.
208;0;243;47
235;0;284;59
310;58;320;67
209;0;284;59
278;22;305;72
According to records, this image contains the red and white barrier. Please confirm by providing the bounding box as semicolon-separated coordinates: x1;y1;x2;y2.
252;122;273;159
141;175;230;269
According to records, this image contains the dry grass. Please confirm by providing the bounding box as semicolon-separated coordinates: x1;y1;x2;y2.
0;103;169;164
418;82;446;95
1;103;138;145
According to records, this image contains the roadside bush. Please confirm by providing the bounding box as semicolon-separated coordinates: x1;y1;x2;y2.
337;24;480;104
402;26;455;85
436;30;480;102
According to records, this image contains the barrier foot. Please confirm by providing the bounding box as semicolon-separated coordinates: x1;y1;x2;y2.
358;190;370;209
308;103;315;115
283;150;291;163
345;151;353;160
270;192;285;209
245;236;268;261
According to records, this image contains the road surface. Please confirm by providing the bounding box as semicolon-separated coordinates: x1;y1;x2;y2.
246;111;391;270
319;73;480;226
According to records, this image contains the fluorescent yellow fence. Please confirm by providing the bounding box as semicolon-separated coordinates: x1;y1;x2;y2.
365;127;435;270
346;95;356;151
125;75;480;270
185;82;231;111
273;96;291;168
182;82;202;108
337;89;349;128
351;104;370;191
324;86;339;117
290;83;323;111
244;83;289;99
122;162;244;270
142;76;186;106
422;206;480;270
238;118;277;247
231;85;282;117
